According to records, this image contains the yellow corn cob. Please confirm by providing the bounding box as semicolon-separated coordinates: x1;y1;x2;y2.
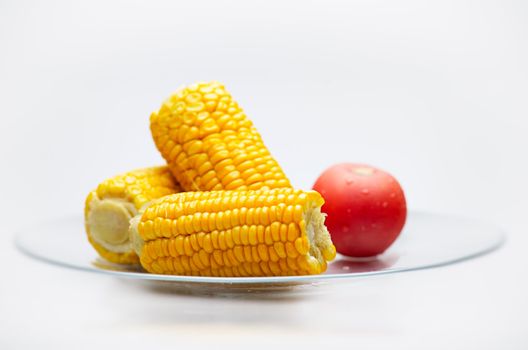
150;81;291;192
129;188;336;277
85;166;182;264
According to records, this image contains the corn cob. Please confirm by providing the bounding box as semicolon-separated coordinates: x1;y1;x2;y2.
150;81;291;192
85;166;182;264
129;188;336;277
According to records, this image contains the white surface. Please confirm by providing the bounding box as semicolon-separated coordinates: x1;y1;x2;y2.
1;0;527;348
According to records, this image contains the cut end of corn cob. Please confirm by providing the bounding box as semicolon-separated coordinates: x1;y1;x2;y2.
84;166;181;265
150;81;292;192
86;195;136;253
129;188;336;277
129;214;144;258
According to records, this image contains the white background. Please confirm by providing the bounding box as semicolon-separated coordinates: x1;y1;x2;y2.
1;0;527;348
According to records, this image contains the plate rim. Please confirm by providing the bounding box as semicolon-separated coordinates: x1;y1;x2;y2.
14;211;506;285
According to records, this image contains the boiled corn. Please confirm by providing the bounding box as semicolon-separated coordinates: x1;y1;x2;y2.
85;166;181;264
129;188;336;276
150;81;291;191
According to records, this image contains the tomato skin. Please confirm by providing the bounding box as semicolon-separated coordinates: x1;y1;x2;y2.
313;163;407;257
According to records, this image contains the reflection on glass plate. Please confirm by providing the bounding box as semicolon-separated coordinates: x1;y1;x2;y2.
15;211;504;288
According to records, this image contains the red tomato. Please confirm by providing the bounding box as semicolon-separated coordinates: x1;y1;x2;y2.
313;163;407;257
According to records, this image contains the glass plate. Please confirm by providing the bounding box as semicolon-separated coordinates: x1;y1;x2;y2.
15;211;504;287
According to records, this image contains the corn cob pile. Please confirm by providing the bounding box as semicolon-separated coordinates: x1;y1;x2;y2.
85;81;336;277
